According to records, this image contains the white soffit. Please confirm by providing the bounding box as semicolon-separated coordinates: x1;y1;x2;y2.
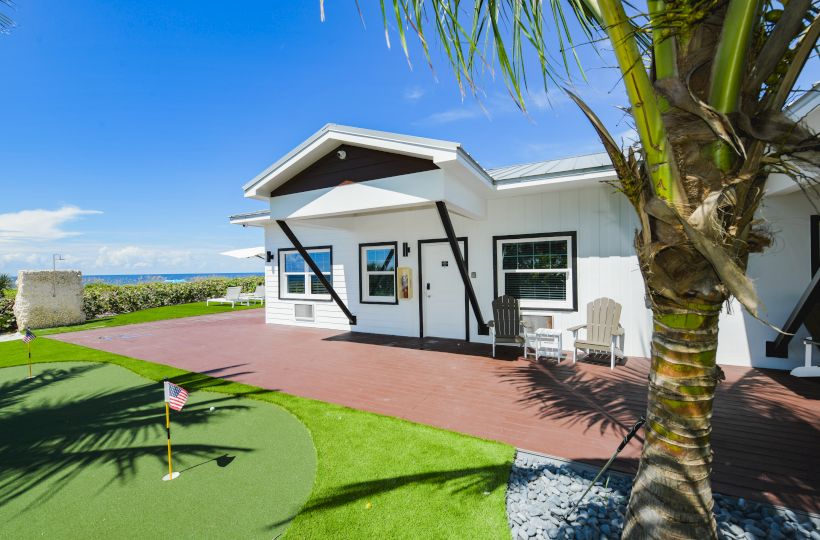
243;124;494;200
220;246;266;259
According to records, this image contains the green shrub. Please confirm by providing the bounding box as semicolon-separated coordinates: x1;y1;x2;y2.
0;273;12;291
0;297;16;333
82;276;265;318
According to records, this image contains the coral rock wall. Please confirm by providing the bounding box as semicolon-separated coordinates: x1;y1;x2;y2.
13;270;85;329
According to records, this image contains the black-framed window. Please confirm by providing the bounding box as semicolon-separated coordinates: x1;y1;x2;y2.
359;242;398;304
278;246;332;301
493;232;578;311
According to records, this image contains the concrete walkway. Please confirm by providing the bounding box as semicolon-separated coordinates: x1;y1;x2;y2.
51;310;820;511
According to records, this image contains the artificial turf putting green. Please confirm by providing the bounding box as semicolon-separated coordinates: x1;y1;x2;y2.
0;338;514;539
37;301;262;336
0;361;316;540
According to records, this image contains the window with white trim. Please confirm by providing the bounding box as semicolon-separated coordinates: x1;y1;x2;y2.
495;235;574;310
278;247;332;300
360;243;397;304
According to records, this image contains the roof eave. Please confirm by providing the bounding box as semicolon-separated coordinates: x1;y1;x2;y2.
242;124;464;199
229;210;271;227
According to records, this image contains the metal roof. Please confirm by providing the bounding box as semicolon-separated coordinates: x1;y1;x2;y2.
487;152;613;182
785;81;820;120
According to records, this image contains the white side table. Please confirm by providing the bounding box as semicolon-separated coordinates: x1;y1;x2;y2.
524;328;563;362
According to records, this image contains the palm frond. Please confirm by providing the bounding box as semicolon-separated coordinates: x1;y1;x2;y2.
368;0;607;110
0;0;15;35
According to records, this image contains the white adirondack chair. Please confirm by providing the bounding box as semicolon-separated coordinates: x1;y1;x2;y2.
568;297;625;369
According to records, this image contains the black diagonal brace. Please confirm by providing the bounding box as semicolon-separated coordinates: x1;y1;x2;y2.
766;269;820;358
435;201;489;335
276;220;357;325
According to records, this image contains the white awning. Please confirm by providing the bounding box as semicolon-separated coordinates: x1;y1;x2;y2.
220;246;266;259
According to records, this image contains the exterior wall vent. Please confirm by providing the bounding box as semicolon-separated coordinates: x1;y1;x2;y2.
294;304;315;321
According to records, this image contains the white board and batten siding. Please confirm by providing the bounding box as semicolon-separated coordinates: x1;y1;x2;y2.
262;183;655;358
241;118;819;370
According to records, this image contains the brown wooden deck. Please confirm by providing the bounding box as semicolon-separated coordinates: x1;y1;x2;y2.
52;310;820;511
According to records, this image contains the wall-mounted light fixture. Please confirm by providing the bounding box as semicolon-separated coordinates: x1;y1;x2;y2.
337;149;347;160
402;242;411;257
266;251;274;262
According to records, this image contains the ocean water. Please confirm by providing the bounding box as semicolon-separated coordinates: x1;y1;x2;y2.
80;272;263;285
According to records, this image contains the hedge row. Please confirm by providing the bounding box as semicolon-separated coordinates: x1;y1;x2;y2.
0;276;266;333
82;277;265;318
0;297;15;333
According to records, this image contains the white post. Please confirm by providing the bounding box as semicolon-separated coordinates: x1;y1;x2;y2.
791;337;820;377
51;254;64;297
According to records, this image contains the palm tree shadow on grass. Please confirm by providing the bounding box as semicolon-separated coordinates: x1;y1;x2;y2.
0;366;259;510
265;463;512;531
0;363;101;411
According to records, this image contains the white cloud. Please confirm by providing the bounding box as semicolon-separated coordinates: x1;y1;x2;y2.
94;246;192;271
0;252;47;266
403;86;426;102
416;106;484;125
0;206;102;243
528;87;570;111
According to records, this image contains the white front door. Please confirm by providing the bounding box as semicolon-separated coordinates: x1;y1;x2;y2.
421;240;466;340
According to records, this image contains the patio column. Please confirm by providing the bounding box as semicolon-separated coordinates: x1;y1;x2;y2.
276;220;357;325
435;201;489;335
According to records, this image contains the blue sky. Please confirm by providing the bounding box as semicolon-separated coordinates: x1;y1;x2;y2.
0;2;814;275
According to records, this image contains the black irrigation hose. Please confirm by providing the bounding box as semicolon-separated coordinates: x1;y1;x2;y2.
562;417;646;523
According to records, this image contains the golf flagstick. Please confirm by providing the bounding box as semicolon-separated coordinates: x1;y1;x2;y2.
162;379;180;481
22;328;36;379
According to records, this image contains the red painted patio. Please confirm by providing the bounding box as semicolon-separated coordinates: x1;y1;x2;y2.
52;310;819;511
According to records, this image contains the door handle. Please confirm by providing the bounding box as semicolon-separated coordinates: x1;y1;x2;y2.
426;283;431;290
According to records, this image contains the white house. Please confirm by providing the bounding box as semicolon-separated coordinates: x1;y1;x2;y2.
230;92;819;370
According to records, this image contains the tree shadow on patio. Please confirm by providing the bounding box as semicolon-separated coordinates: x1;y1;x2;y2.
497;358;647;438
497;357;820;509
0;367;255;509
708;367;820;507
323;332;518;359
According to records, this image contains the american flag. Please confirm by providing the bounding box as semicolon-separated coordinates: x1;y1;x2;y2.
22;329;36;343
164;381;189;411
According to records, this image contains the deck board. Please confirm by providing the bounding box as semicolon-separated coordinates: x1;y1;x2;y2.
52;310;820;511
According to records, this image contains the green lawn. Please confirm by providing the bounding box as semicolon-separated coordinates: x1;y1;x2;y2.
0;338;513;539
0;361;315;539
37;301;262;336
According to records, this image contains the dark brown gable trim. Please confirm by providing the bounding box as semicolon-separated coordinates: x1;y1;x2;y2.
271;144;439;197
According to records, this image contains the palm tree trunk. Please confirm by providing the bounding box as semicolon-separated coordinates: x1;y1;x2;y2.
622;298;722;540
